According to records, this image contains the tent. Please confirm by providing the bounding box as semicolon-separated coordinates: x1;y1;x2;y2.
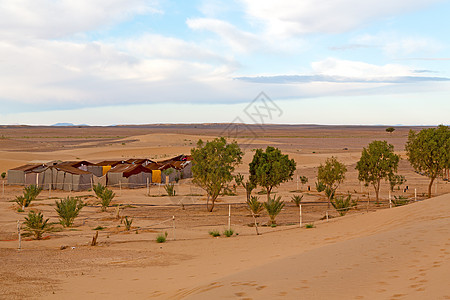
56;161;103;177
7;164;47;186
51;165;93;191
126;158;155;167
107;164;152;189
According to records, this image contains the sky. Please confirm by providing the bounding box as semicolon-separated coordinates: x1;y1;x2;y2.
0;0;449;126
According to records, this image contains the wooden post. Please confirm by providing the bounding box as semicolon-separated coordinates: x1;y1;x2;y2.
296;175;299;191
146;177;149;195
91;231;98;246
90;177;94;189
158;183;161;196
389;190;392;208
326;210;328;221
415;188;417;201
228;204;231;231
17;220;21;250
36;173;39;186
299;204;302;227
172;216;176;241
2;180;4;199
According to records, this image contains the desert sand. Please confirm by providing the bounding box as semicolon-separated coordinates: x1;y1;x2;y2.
0;124;449;299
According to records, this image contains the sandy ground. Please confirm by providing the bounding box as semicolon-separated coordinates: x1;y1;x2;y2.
0;124;449;299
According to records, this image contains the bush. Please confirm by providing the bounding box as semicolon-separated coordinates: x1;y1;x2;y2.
208;230;220;237
15;185;43;210
291;194;303;207
156;232;168;243
331;193;357;216
223;229;234;237
23;211;51;240
93;184;115;212
1;172;6;179
315;181;325;192
55;196;84;227
263;195;285;225
124;216;133;231
305;223;315;228
392;195;410;207
93;226;106;230
247;196;263;217
164;183;176;196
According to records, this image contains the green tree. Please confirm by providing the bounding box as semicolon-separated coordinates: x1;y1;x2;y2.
317;157;347;207
246;196;264;235
386;127;395;134
263;195;285;225
405;125;450;198
235;173;256;202
93;183;115;211
389;174;406;192
55;196;84;227
191;137;243;212
356;140;400;203
249;146;296;201
15;184;43;211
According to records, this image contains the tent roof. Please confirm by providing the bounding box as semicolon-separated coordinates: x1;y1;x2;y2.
126;158;155;165
10;164;46;172
109;164;152;178
145;162;162;171
56;160;95;168
95;160;128;167
52;165;92;175
157;154;190;164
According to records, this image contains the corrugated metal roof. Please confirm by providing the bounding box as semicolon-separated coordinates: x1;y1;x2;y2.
95;160;128;167
10;164;46;172
52;165;92;175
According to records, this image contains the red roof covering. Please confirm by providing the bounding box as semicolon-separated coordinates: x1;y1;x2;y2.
108;164;152;178
10;164;46;172
52;165;92;175
56;161;95;168
95;160;128;167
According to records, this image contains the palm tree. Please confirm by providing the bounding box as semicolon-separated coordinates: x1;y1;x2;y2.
263;195;285;225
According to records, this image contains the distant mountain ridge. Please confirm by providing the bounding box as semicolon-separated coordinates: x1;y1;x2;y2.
52;123;90;127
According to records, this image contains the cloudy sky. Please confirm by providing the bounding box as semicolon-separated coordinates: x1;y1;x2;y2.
1;0;449;125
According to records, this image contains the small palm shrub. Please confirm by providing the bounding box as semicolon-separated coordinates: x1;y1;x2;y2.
15;185;43;210
331;193;356;216
392;195;409;207
93;183;115;211
315;181;326;192
55;196;84;227
305;223;315;228
24;211;51;240
124;216;133;231
223;229;234;237
263;195;285;225
247;196;264;217
208;230;220;237
156;232;168;243
291;194;303;207
164;183;176;196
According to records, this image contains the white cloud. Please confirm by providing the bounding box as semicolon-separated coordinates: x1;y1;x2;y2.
239;0;443;36
311;58;412;78
0;0;161;40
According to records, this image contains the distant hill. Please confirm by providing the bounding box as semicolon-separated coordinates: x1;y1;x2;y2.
52;123;90;127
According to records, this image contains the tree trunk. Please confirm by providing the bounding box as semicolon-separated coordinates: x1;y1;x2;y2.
266;187;272;202
251;212;260;235
206;194;210;212
428;177;435;198
374;180;380;204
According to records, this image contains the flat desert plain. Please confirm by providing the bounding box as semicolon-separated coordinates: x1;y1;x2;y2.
0;124;449;299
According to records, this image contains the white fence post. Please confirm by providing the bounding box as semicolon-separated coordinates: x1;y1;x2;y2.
326;210;329;221
415;188;417;201
2;180;4;199
146;177;149;195
389;190;392;208
299;204;302;227
17;220;21;250
172;216;176;241
228;205;231;231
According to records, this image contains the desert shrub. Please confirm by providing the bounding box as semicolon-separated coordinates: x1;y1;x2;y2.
315;181;326;192
55;196;84;227
124;216;133;231
305;223;315;228
15;185;43;210
331;193;357;216
93;184;115;211
208;230;220;237
93;226;106;230
23;211;51;240
164;183;176;196
291;194;303;207
1;172;6;179
392;195;410;207
156;232;168;243
223;229;234;237
263;195;285;225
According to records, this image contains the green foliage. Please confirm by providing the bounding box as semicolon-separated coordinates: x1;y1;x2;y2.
247;196;264;217
15;184;43;210
386;127;395;133
389;174;407;192
291;194;303;207
223;229;234;237
305;223;315;228
55;196;84;227
263;195;285;225
356;141;399;203
164;183;176;196
317;157;347;204
24;211;51;240
315;181;326;192
156;232;168;243
1;172;5;179
93;226;106;230
93;184;115;211
208;230;220;237
299;176;308;185
331;193;357;216
191;137;243;212
405;125;450;198
249;146;296;201
392;195;410;207
162;168;175;176
124;216;133;231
